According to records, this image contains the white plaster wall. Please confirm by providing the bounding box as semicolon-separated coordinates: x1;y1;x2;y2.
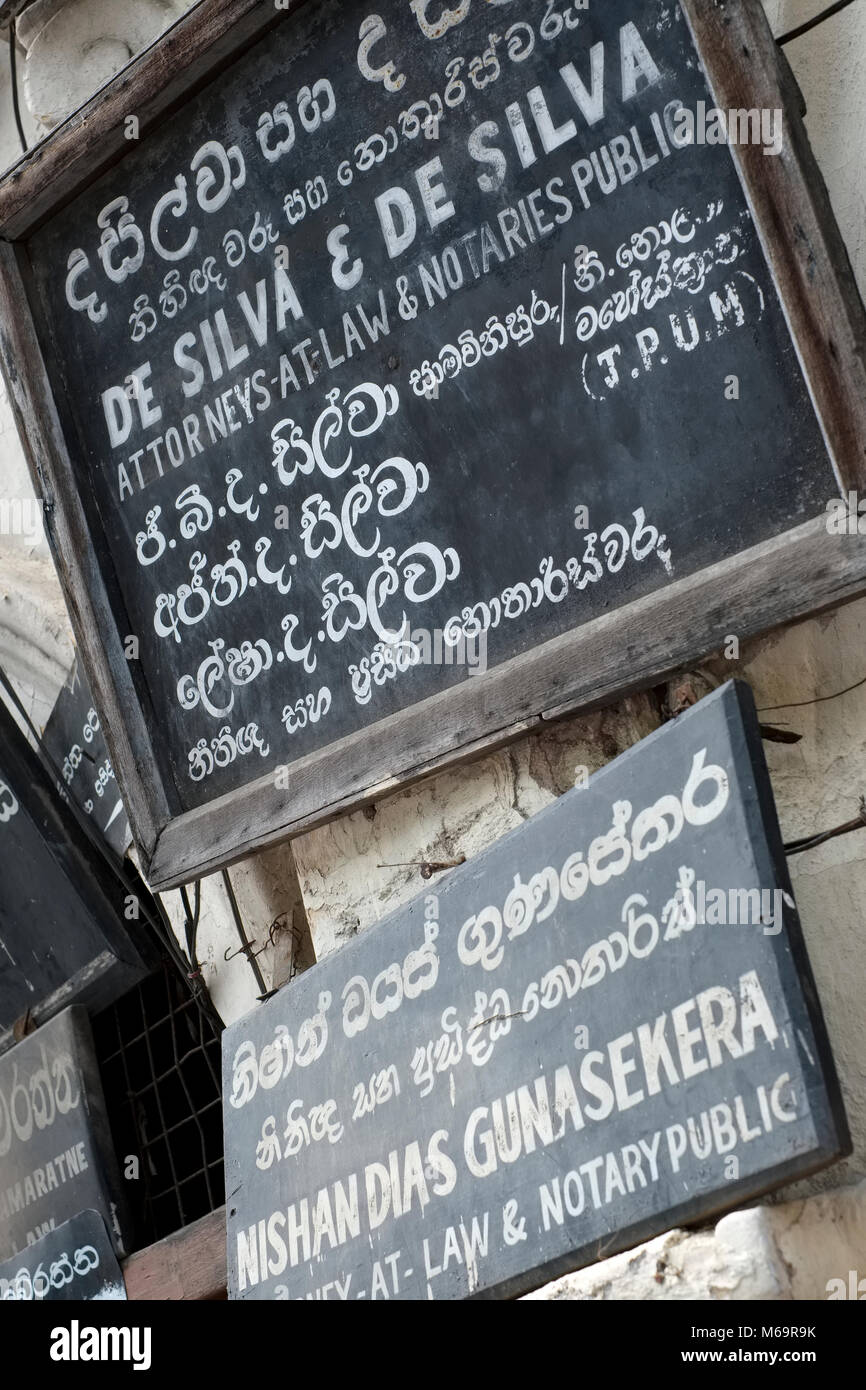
17;0;190;137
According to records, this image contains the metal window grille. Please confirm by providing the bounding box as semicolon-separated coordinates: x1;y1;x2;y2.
92;962;224;1247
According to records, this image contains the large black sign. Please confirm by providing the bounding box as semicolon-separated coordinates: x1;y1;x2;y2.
5;0;863;888
0;1007;130;1261
0;1209;126;1301
222;681;848;1300
0;695;147;1041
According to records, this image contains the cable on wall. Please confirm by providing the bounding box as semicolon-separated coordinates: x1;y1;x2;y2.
221;868;269;997
8;18;27;153
778;0;861;46
784;798;866;855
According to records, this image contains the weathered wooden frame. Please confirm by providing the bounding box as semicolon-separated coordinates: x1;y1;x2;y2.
0;0;864;891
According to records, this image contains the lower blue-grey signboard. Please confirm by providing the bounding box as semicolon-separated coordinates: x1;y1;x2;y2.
222;681;849;1300
0;1209;126;1301
0;1007;129;1261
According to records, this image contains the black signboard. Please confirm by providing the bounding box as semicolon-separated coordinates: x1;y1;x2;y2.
222;681;848;1300
0;695;147;1042
0;1006;130;1261
43;657;131;857
1;0;865;889
0;1209;126;1301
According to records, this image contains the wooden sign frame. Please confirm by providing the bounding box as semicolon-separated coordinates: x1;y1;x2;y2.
0;0;864;891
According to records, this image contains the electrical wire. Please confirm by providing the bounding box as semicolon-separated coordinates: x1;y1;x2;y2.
221;869;268;997
757;670;866;715
784;800;866;855
778;0;861;45
178;879;208;997
8;18;27;154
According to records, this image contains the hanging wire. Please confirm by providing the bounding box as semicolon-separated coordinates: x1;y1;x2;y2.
757;670;866;715
778;0;861;45
221;868;268;997
178;878;208;994
784;798;866;855
0;661;223;1032
8;18;27;154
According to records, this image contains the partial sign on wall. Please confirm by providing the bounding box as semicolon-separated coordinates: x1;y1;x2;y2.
0;1007;130;1262
0;0;864;888
222;682;849;1300
0;696;148;1042
0;1208;126;1301
43;657;131;858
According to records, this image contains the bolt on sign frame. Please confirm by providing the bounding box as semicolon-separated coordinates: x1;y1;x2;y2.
0;0;864;891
